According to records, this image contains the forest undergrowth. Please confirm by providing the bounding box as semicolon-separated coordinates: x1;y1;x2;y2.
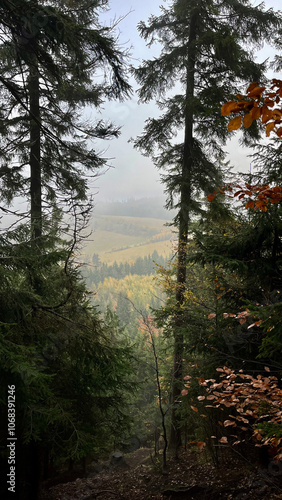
41;446;282;500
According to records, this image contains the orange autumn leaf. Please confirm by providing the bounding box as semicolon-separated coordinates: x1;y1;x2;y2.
228;115;242;131
272;109;282;120
247;82;259;93
248;85;266;98
245;200;255;209
265;122;275;136
255;199;267;211
191;406;198;412
251;106;261;120
243;113;253;128
261;106;273;123
221;101;238;116
222;80;282;138
197;441;206;450
207;193;215;202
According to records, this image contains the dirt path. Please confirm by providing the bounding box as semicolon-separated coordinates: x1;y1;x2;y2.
41;448;282;500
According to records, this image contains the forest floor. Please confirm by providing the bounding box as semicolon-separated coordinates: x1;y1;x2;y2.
41;447;282;500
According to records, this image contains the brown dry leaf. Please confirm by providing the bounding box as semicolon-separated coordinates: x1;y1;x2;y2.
224;420;237;427
243;112;253;128
219;436;228;443
197;441;206;450
221;101;239;116
191;405;198;412
208;313;216;319
228;115;242;131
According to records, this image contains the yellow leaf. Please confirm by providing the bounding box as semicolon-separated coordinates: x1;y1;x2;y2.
228;116;242;131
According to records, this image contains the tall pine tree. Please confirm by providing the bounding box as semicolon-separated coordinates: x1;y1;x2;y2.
133;0;280;455
0;0;131;239
0;2;134;498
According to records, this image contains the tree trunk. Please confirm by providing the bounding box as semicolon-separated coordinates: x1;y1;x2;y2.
169;11;197;457
29;51;42;241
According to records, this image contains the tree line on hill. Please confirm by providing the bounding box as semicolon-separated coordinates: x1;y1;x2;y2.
83;251;169;286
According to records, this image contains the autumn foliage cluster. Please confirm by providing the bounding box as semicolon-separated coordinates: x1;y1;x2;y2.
198;81;282;459
208;183;282;211
183;367;282;459
222;80;282;137
207;79;282;210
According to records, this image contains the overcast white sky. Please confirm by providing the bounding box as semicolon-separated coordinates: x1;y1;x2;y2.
92;0;282;203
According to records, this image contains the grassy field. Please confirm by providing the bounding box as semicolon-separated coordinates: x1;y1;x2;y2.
81;215;176;264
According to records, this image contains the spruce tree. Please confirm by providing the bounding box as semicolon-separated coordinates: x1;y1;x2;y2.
0;225;134;499
133;0;280;455
0;0;131;239
0;2;133;498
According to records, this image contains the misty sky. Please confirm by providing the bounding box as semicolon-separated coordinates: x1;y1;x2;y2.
93;0;282;203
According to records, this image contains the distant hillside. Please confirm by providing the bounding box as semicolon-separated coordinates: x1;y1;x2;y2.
93;197;176;220
81;214;176;265
79;198;177;265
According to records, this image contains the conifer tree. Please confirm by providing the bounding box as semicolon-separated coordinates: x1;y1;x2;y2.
0;0;131;239
133;0;280;455
0;2;133;498
0;224;134;499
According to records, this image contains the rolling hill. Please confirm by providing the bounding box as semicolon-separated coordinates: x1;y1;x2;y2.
80;199;177;265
